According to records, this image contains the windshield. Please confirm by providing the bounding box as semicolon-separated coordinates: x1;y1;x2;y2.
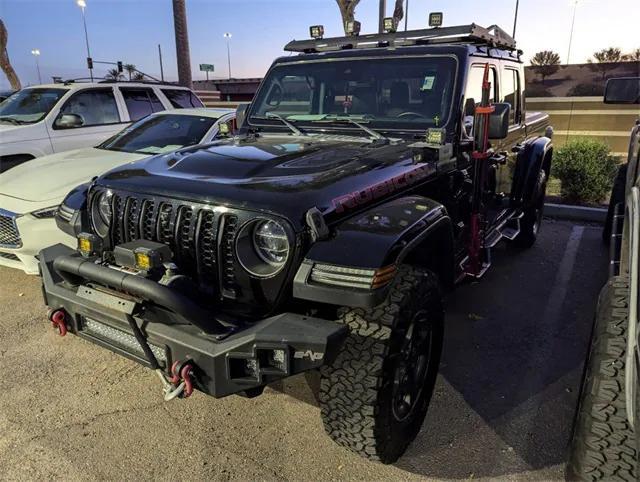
98;113;218;154
248;55;457;133
0;88;67;124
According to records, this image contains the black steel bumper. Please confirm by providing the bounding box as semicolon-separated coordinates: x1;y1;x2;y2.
39;244;348;398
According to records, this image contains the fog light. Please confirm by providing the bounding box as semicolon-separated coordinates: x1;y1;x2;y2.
77;232;101;257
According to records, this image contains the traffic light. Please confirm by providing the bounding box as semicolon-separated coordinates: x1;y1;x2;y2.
87;57;93;69
117;61;123;73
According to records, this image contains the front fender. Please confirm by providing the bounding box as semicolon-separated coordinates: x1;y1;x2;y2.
55;182;90;238
293;196;451;308
511;136;553;207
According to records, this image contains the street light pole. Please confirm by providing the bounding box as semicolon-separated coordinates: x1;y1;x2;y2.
566;0;578;65
512;0;520;39
76;0;93;81
31;49;42;84
404;0;409;31
224;33;232;80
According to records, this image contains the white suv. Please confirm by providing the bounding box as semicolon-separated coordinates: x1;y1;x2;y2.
0;81;204;172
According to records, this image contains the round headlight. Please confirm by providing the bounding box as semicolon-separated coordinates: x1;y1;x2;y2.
91;191;112;237
236;218;290;278
97;191;112;224
253;220;289;266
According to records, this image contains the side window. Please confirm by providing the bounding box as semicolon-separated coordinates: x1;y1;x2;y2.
502;68;521;125
462;65;498;137
464;65;498;114
59;89;120;127
121;88;165;121
161;89;204;108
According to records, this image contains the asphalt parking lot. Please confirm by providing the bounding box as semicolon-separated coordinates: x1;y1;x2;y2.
0;218;607;480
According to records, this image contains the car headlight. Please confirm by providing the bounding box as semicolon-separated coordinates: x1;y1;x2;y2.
236;219;290;278
31;205;60;219
91;191;112;237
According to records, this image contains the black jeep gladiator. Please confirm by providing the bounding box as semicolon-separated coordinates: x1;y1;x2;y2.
41;23;553;463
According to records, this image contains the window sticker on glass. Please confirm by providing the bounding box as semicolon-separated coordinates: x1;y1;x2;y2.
420;76;436;91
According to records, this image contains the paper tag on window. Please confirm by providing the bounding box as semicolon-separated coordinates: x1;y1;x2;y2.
420;76;435;91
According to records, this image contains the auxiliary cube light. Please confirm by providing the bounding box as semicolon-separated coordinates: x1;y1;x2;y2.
345;20;361;36
77;232;102;258
309;25;325;39
383;17;397;33
429;12;443;28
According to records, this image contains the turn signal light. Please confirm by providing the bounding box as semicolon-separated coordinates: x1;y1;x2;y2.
372;265;397;289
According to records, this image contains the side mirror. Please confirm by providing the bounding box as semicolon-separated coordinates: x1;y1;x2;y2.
488;103;510;140
604;77;640;104
235;103;249;129
55;113;84;129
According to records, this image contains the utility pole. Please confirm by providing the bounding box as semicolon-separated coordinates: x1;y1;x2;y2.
172;0;192;88
512;0;519;38
158;44;164;81
378;0;387;33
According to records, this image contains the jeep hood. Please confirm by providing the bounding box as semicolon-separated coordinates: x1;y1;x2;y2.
97;136;436;227
0;147;143;203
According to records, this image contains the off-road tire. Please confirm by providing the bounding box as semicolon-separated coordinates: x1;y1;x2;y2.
319;265;444;464
513;169;547;249
603;163;627;245
567;276;637;481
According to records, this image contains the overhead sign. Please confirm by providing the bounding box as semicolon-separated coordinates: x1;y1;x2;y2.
199;64;215;72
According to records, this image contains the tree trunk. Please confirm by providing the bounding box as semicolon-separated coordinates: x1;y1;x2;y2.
335;0;361;34
392;0;404;26
0;20;21;90
172;0;192;88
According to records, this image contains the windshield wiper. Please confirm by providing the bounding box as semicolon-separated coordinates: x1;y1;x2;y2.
310;116;388;143
254;113;306;136
0;116;24;125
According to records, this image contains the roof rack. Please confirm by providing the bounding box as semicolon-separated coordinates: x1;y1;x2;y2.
285;23;516;54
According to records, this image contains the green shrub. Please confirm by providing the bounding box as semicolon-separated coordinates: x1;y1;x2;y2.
552;138;617;204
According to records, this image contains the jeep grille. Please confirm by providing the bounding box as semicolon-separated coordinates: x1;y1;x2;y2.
98;191;238;297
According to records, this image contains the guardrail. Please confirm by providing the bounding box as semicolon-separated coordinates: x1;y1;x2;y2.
527;96;638;158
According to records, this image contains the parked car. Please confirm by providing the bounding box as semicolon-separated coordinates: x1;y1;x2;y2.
41;22;552;463
568;77;640;480
0;81;204;173
0;90;16;102
0;108;234;274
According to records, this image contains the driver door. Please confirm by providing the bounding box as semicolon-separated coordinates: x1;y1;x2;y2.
47;87;127;153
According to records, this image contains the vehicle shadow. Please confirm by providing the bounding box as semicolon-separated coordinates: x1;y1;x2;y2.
271;221;608;479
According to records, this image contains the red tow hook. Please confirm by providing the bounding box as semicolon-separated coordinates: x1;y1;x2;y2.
48;308;68;337
165;360;195;399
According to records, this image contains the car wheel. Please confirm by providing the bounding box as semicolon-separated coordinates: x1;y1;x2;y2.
512;169;547;249
566;276;637;481
603;163;628;245
318;265;444;464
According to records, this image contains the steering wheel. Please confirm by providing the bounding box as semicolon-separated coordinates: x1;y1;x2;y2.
397;111;428;119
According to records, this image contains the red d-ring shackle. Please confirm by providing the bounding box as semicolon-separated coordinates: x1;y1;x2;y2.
170;360;195;398
48;309;68;337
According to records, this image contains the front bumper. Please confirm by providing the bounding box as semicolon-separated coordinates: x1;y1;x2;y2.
39;244;348;398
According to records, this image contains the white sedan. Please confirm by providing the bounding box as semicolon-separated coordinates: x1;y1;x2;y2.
0;108;235;274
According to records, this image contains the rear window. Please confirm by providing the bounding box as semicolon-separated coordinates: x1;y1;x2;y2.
121;88;165;121
161;89;204;108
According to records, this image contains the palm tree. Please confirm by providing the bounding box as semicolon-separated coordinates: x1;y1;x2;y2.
132;72;145;81
0;19;21;90
530;50;561;84
172;0;192;88
123;63;137;81
105;68;124;81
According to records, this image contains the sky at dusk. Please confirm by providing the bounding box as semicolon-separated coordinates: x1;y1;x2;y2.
1;0;638;88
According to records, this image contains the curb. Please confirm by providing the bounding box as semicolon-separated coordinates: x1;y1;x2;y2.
544;203;607;223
